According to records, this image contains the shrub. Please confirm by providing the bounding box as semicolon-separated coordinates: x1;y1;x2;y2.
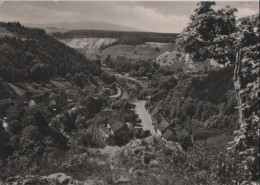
8;120;22;135
22;125;41;142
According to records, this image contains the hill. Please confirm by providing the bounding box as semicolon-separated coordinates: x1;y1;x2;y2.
53;29;178;45
27;21;142;33
0;22;101;83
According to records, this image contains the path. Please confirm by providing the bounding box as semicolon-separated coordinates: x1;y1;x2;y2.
109;85;122;98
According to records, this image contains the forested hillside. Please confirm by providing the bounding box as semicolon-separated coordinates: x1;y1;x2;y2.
174;2;259;184
0;22;101;82
148;67;238;143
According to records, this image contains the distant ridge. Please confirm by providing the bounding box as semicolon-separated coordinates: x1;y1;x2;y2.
26;21;142;33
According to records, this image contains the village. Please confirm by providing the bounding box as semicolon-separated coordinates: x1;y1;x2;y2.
0;66;191;153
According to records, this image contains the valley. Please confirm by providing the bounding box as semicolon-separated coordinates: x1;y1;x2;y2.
0;22;239;184
0;3;259;184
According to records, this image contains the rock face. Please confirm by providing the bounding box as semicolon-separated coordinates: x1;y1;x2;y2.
60;38;118;51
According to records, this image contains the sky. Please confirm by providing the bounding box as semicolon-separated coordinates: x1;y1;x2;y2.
0;1;259;33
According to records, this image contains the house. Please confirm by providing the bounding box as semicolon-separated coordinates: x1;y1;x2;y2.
84;179;105;185
144;95;151;100
101;108;113;117
49;99;56;106
177;129;189;142
112;100;133;110
150;106;159;118
66;89;79;96
29;99;36;107
2;120;8;131
99;126;114;141
84;83;96;94
107;119;125;135
48;93;59;106
157;118;171;136
116;176;131;185
0;98;11;105
125;122;133;129
162;129;177;141
66;89;79;100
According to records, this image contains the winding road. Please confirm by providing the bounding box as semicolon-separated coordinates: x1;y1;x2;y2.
109;85;122;98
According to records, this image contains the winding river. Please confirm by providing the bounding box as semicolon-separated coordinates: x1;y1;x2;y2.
113;73;156;135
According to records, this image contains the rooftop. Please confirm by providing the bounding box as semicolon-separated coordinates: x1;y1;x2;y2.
157;118;171;133
162;129;177;141
108;119;124;133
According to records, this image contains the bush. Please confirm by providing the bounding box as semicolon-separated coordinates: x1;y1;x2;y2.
8;120;22;135
159;76;177;91
101;72;116;84
30;63;49;81
22;125;41;142
155;47;160;52
0;127;13;160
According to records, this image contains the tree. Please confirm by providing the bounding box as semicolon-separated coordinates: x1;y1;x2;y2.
8;120;22;135
230;14;259;183
101;72;116;84
34;110;48;130
178;2;259;184
177;2;237;64
178;2;259;183
21;125;41;142
30;63;49;81
0;124;12;160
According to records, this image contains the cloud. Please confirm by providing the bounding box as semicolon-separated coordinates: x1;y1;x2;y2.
0;1;258;33
0;2;86;24
107;3;190;32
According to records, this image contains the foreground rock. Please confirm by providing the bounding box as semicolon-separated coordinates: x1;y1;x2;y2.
3;137;184;185
5;173;81;185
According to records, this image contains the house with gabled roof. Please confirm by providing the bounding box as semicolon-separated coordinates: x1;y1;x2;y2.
116;176;131;185
84;83;96;94
107;119;125;135
162;129;177;141
0;98;11;105
157;118;171;136
99;125;114;141
66;89;79;100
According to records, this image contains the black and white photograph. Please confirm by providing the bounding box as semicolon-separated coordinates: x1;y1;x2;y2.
0;1;259;184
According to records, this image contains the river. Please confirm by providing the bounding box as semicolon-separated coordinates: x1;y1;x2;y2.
133;100;156;135
112;72;156;135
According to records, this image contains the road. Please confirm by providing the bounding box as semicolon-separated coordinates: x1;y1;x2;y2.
109;85;122;98
115;73;145;87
